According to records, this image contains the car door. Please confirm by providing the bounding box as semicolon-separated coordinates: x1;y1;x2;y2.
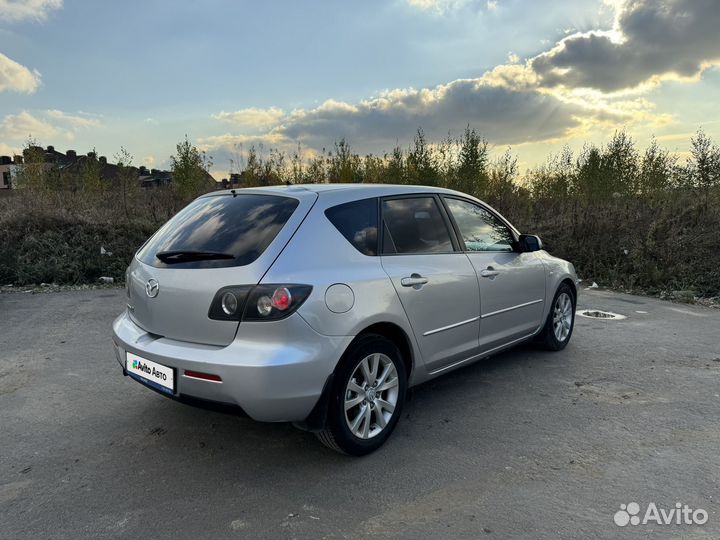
380;195;481;373
442;197;546;352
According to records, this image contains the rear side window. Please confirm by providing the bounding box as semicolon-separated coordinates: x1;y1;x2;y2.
137;194;299;268
325;198;378;256
382;197;454;254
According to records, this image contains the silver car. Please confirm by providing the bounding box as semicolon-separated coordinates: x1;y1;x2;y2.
112;184;578;455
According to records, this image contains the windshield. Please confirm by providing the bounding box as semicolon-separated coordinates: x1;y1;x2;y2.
137;193;299;268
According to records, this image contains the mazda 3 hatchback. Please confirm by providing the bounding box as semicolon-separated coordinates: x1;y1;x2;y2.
112;184;578;455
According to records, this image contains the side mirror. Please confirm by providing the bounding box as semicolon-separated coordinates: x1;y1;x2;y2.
519;234;542;252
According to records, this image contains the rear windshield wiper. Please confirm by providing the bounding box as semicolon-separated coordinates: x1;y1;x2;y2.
156;250;235;263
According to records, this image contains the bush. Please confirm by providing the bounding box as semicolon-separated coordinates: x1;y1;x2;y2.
1;128;718;298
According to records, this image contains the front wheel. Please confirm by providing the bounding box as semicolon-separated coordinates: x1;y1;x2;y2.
538;284;576;351
316;334;407;456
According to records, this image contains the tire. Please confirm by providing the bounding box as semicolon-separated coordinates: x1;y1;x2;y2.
316;334;407;456
538;283;576;351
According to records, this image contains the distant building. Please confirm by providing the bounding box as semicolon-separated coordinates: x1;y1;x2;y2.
0;146;176;189
138;166;173;188
218;172;249;190
0;155;21;189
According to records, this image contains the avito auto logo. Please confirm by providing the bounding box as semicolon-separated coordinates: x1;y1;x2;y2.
132;360;167;382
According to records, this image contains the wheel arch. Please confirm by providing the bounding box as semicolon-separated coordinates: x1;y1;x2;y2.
560;277;577;303
294;321;414;433
352;322;414;380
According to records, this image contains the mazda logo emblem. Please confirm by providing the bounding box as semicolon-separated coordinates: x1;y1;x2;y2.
145;279;159;298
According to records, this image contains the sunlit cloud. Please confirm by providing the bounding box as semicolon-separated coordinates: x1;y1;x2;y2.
0;52;41;93
530;0;720;93
0;0;62;22
45;109;102;129
0;110;102;143
0;142;21;156
0;111;60;140
404;0;471;14
212;107;285;131
202;0;716;167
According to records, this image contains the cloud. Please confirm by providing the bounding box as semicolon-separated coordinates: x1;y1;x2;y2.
0;111;60;140
0;0;62;21
45;109;102;129
277;81;585;149
212;107;285;130
404;0;469;14
0;142;20;156
203;0;715;164
530;0;720;92
0;52;41;93
0;110;102;142
142;155;156;168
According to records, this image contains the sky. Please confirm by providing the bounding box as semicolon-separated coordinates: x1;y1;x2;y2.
1;0;719;180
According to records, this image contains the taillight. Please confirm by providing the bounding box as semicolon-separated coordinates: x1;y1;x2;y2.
208;284;311;322
207;285;253;321
243;284;312;321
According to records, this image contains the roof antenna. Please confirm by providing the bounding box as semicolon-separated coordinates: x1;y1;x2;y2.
230;188;237;197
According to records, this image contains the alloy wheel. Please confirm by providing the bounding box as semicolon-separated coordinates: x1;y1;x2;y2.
344;353;400;439
553;292;573;342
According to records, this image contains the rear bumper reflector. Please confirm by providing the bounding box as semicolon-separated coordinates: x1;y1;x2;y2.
183;370;222;383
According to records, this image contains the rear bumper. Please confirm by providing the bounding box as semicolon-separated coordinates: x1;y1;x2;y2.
112;310;352;422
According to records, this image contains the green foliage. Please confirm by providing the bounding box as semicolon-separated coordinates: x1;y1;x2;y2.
14;138;50;192
114;147;139;219
170;136;213;198
455;126;489;195
79;149;105;194
688;129;720;189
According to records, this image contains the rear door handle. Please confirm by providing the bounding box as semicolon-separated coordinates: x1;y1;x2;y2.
401;274;428;288
480;267;500;278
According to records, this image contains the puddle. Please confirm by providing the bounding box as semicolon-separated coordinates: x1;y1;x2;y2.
577;309;627;320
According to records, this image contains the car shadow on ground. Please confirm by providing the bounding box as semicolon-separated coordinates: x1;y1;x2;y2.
114;340;570;473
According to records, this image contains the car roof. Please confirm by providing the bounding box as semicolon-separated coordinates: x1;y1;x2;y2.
213;183;468;198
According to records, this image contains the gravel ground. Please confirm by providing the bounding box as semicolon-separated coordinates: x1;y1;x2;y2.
1;287;719;539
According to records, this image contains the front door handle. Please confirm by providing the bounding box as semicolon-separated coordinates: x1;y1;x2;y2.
401;274;429;288
480;267;500;279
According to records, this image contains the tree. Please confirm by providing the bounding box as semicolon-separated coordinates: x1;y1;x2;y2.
573;143;604;199
328;139;361;183
487;148;519;205
529;146;574;200
688;129;720;189
15;138;50;192
170;135;213;199
386;145;405;184
638;138;675;194
456;126;489;196
601;130;639;194
79;149;105;194
114;147;138;219
406;129;437;186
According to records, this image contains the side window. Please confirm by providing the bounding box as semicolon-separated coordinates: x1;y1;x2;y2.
325;198;378;256
382;197;454;254
444;198;514;252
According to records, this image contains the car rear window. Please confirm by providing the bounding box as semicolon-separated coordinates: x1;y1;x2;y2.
325;198;379;256
137;194;299;268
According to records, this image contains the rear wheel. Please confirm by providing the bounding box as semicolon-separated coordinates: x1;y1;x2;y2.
538;283;575;351
316;334;407;455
